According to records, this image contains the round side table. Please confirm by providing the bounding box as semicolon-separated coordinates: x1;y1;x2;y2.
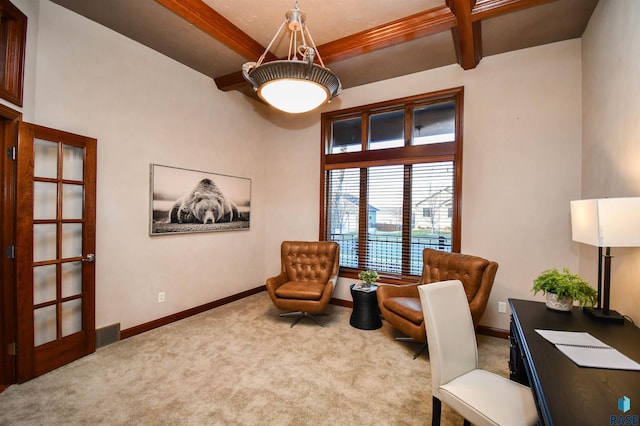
350;284;382;330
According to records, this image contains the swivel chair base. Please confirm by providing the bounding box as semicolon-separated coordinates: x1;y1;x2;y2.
395;336;427;359
280;311;328;328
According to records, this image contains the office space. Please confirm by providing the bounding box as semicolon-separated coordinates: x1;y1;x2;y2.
1;0;639;390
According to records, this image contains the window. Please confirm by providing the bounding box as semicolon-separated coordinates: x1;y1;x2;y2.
321;88;463;281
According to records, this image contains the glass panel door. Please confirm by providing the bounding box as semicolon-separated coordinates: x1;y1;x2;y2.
16;123;96;383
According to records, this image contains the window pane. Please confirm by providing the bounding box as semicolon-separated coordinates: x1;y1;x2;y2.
366;165;404;274
62;184;84;219
330;117;361;153
34;223;57;262
412;101;455;145
34;264;57;305
326;168;359;268
369;110;404;150
34;181;58;220
34;305;57;347
61;223;82;259
61;299;82;337
34;139;58;179
62;144;84;181
61;261;83;298
411;162;454;274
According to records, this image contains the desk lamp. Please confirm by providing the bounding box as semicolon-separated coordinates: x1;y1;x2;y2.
570;197;640;323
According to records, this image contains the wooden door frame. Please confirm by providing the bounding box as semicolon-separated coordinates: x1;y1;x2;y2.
0;103;22;389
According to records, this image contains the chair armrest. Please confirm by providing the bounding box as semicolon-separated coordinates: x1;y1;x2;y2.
266;273;288;292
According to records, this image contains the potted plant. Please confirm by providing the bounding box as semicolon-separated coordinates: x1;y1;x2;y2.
358;270;379;288
532;267;597;311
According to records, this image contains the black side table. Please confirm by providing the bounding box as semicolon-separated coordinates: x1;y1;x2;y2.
350;284;382;330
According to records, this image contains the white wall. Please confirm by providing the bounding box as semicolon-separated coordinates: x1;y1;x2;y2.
265;40;584;330
17;0;272;330
582;0;640;324
15;0;585;332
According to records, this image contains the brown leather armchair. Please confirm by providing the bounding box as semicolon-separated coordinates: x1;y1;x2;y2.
266;241;340;327
377;248;498;358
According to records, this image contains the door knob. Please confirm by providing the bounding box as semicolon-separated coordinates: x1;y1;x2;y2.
82;253;95;262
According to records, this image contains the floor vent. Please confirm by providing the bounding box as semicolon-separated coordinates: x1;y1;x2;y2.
96;323;121;348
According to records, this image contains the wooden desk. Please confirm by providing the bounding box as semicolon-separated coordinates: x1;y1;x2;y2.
509;299;640;426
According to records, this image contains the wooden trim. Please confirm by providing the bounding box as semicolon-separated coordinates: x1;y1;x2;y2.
324;143;456;169
477;325;509;339
451;88;464;253
330;298;352;309
120;286;266;340
317;6;457;64
471;0;556;21
0;104;21;387
154;0;276;62
0;0;27;106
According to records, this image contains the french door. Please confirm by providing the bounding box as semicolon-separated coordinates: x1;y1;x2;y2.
14;123;96;383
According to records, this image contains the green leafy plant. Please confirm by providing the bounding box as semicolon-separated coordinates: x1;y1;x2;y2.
358;270;379;286
532;267;597;307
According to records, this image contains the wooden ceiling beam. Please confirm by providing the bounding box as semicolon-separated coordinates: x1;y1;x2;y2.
317;6;457;64
214;6;457;92
211;0;557;91
449;0;482;70
154;0;277;62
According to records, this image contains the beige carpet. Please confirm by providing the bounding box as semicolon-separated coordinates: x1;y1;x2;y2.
0;292;510;425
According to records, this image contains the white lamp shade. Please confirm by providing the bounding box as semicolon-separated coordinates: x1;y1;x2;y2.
570;197;640;247
258;78;329;114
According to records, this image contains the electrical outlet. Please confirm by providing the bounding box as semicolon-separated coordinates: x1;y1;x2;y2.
158;292;165;303
498;301;506;313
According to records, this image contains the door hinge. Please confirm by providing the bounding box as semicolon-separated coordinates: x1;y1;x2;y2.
7;146;16;160
8;343;16;356
6;245;15;259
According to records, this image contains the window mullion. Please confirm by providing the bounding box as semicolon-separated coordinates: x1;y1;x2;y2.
401;165;412;276
358;168;368;271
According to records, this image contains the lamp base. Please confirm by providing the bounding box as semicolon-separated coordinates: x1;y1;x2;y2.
583;307;625;323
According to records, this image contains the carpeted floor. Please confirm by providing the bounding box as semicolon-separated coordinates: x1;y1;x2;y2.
0;292;510;425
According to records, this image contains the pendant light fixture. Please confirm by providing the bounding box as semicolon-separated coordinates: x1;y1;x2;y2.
242;1;341;114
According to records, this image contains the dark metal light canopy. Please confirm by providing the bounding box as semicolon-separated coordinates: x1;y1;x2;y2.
242;1;341;114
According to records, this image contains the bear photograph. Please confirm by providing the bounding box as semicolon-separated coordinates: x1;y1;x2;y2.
150;164;250;235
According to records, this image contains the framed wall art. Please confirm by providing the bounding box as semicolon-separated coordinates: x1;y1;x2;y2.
150;164;251;235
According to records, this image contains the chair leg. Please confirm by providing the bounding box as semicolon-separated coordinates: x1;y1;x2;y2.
280;312;327;328
413;342;427;359
432;396;441;426
463;420;471;426
395;337;428;359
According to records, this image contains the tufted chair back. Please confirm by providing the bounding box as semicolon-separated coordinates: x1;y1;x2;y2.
418;248;496;325
281;241;340;285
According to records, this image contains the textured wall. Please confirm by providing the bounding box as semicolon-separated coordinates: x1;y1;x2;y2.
581;0;640;324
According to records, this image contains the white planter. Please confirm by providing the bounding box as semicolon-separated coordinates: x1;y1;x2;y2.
545;293;573;311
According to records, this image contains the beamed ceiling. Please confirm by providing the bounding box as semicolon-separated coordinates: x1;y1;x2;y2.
50;0;599;103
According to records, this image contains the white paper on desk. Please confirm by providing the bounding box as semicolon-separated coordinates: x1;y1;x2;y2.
535;329;609;348
535;329;640;371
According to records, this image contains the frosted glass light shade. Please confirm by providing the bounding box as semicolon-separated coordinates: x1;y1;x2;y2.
258;79;329;113
570;197;640;247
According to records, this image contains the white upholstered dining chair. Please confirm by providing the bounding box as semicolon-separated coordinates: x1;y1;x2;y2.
418;280;539;426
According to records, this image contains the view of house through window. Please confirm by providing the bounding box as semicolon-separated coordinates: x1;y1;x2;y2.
321;88;463;280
